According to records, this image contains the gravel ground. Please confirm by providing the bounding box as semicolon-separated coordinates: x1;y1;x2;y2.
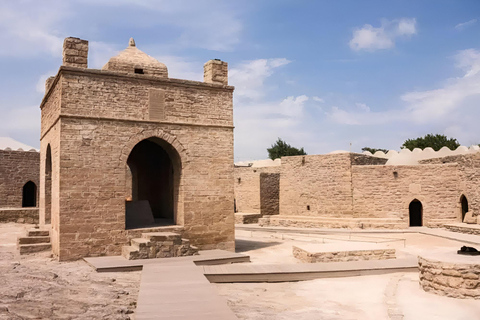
0;223;141;320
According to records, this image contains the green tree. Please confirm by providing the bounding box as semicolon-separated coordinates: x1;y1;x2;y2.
361;147;389;154
402;134;460;151
267;138;306;160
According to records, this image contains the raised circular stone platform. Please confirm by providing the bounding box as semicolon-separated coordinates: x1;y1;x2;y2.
419;250;480;299
293;242;395;263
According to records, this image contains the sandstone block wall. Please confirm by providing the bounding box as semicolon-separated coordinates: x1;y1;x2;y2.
234;166;280;214
280;154;354;217
352;163;460;227
40;65;234;260
260;172;280;215
0;208;39;224
0;149;39;208
421;153;480;219
419;256;480;299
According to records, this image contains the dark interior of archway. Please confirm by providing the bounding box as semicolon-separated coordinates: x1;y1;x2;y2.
22;181;37;207
127;139;174;229
409;200;422;227
461;195;469;221
45;146;52;224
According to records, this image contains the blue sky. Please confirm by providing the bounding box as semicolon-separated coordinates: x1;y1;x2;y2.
1;0;479;161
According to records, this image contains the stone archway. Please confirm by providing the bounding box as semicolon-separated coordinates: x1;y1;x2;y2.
409;199;423;227
125;136;182;229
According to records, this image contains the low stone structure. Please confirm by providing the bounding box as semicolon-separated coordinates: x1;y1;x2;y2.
122;232;198;260
0;208;39;224
444;223;480;236
419;251;480;299
293;242;395;263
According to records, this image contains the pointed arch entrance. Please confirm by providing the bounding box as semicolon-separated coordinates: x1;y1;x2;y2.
125;137;181;229
460;195;468;222
409;199;423;227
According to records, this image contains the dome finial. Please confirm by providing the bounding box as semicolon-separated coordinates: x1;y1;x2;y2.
129;38;136;47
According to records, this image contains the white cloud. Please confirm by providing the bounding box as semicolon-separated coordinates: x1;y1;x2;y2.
313;96;325;103
355;102;370;112
229;58;291;102
455;19;477;31
0;2;67;57
349;18;417;52
327;48;480;147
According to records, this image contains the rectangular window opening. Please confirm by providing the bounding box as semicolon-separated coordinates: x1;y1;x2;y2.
135;68;144;74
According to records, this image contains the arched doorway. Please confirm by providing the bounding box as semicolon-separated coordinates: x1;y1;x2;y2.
126;138;180;229
45;145;52;224
22;181;37;207
409;199;423;227
460;195;468;222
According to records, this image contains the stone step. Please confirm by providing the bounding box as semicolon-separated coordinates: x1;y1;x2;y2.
18;236;51;245
131;238;150;250
142;232;180;241
122;245;140;260
28;229;49;237
19;243;51;255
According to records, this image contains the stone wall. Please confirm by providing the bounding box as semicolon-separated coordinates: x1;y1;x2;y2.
419;256;480;299
234;166;280;214
0;149;39;208
352;163;460;227
40;64;235;260
421;153;480;218
262;152;463;229
279;153;354;217
260;172;280;215
0;208;39;224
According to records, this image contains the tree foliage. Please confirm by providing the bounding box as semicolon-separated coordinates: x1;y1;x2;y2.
402;134;460;151
267;138;306;160
361;147;389;154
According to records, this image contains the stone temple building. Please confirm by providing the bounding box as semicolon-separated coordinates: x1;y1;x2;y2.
235;146;480;230
39;37;235;260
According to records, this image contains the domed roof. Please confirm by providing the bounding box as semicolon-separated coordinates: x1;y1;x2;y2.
102;38;168;78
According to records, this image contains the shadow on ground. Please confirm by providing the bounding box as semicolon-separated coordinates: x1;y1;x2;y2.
235;239;283;253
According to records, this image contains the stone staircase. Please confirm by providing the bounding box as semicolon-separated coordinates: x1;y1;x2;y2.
122;232;198;260
17;228;51;255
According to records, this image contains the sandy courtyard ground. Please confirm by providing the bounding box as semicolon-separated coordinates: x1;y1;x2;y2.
2;223;480;319
215;228;480;320
0;223;141;320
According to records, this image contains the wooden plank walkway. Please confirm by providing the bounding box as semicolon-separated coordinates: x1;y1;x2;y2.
203;256;419;283
84;249;250;272
136;262;237;320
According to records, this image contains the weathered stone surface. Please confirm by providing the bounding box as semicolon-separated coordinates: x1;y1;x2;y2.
0;149;39;209
418;255;480;299
293;243;395;263
122;232;198;260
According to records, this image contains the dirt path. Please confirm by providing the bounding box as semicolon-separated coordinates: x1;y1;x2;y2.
0;223;141;320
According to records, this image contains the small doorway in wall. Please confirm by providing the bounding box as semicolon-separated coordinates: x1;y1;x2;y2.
409;199;423;227
22;181;37;207
460;195;469;222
